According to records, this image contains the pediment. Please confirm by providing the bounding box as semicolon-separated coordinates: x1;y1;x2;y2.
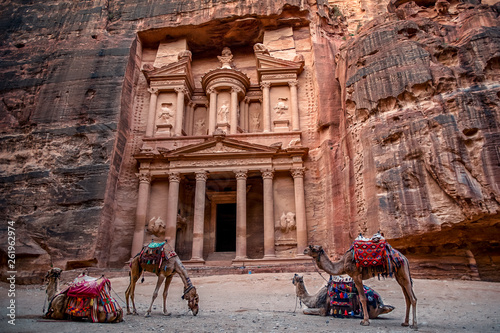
255;53;304;74
142;56;194;90
166;137;278;159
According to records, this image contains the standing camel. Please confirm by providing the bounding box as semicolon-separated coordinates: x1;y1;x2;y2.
125;244;199;317
304;244;417;329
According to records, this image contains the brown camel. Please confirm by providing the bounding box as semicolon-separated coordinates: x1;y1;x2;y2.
44;268;123;323
125;245;199;317
304;244;417;329
292;274;394;318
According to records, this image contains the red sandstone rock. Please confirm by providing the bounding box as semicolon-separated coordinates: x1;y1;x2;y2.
0;0;499;283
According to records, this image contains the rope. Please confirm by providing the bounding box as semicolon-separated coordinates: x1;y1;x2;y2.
311;257;330;283
110;285;126;306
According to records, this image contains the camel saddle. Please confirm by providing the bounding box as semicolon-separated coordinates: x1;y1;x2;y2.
139;241;177;273
352;239;388;268
327;276;380;318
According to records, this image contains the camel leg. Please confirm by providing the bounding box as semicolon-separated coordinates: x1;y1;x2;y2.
145;274;166;317
125;270;140;315
395;264;418;329
353;275;370;326
162;274;174;316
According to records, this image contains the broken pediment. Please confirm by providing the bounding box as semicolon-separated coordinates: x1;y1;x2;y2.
142;52;194;92
254;44;304;82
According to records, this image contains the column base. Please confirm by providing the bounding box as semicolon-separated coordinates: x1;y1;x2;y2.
263;254;277;258
184;258;205;266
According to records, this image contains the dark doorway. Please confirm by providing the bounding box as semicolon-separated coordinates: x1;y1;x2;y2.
216;203;236;252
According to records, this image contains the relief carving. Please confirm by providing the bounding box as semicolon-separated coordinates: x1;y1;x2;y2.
217;102;229;123
218;47;233;69
274;97;289;118
148;216;165;237
194;118;206;135
278;211;296;233
251;112;261;131
158;103;174;124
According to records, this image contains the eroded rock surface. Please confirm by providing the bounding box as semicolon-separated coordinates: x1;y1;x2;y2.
1;0;499;282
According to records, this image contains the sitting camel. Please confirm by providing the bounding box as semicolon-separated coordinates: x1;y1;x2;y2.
44;268;123;322
292;274;394;318
304;242;417;329
125;242;199;317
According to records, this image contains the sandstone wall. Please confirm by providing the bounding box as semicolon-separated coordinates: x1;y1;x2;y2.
1;0;499;282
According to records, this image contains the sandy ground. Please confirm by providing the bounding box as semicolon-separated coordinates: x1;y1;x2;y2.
1;271;499;333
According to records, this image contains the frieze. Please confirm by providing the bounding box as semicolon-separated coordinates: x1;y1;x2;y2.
261;74;296;81
150;80;185;87
170;158;270;168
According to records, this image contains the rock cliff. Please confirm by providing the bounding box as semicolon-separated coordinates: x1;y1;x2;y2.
0;0;498;282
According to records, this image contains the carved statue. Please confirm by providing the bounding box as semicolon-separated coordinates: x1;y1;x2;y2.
217;47;233;69
158;103;173;124
274;98;288;118
148;217;166;236
279;211;296;233
251;112;261;130
253;43;269;55
218;102;229;123
194;118;206;135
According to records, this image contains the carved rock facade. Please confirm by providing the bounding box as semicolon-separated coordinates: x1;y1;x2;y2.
0;0;499;282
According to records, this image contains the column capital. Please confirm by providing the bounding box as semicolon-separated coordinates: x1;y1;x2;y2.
291;167;305;179
261;169;274;179
148;87;159;95
234;170;248;180
188;101;196;108
168;172;181;183
207;87;217;94
174;86;187;94
231;87;242;94
288;79;299;87
195;170;208;182
260;81;271;89
136;172;151;184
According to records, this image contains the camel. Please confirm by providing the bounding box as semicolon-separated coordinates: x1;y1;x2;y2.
304;243;417;329
292;274;394;318
125;244;199;317
44;268;123;323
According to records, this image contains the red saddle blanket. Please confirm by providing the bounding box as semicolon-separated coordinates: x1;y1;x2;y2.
353;239;387;268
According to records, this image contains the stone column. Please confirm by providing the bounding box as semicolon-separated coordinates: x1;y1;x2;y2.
235;170;248;260
262;169;276;258
208;88;217;135
191;171;207;261
131;172;151;257
165;172;181;248
239;98;246;132
260;81;271;132
146;88;159;137
187;101;195;136
289;80;300;131
174;87;185;136
243;97;250;132
230;87;239;134
291;168;307;255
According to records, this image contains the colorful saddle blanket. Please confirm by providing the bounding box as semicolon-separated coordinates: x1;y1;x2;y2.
139;241;177;273
351;240;406;276
47;274;122;323
327;276;379;318
353;239;387;268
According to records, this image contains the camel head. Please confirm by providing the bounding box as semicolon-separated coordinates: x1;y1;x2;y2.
182;286;199;316
292;273;303;286
45;267;62;281
45;267;63;301
303;245;323;258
